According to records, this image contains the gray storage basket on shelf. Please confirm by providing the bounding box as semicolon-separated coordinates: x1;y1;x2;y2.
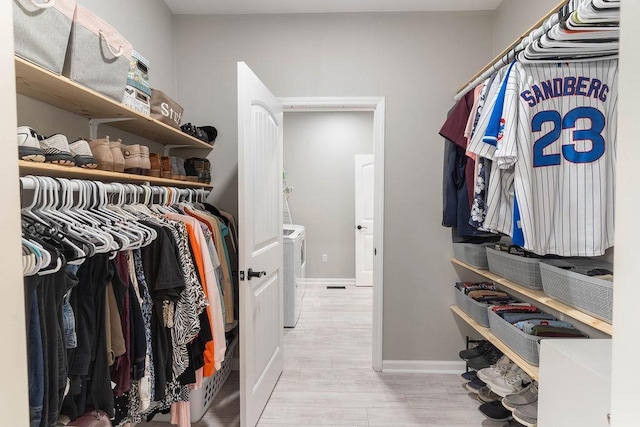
486;248;543;289
13;0;77;74
455;287;491;327
453;243;493;269
487;309;588;366
62;4;132;101
540;259;614;322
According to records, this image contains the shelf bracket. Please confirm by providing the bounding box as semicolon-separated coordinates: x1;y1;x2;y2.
89;118;135;140
163;145;185;156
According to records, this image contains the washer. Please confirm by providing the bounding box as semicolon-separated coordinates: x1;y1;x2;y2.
283;224;306;327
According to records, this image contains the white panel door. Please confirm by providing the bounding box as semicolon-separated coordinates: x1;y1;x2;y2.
355;154;374;287
237;62;284;427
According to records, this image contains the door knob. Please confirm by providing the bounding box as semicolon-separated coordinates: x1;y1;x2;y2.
247;268;266;280
356;225;368;230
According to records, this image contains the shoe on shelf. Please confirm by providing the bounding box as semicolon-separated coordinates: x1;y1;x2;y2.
478;400;513;422
459;341;493;361
109;138;126;173
149;153;161;177
176;157;186;180
123;144;143;175
170;156;180;180
460;371;477;382
477;356;514;383
467;347;503;371
464;376;486;394
17;126;45;162
69;139;97;169
160;156;172;179
512;400;538;427
88;138;114;171
139;145;151;175
477;386;501;404
486;365;532;398
502;382;538;411
202;158;211;184
40;134;75;166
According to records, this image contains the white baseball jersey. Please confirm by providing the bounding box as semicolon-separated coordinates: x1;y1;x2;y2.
497;59;617;256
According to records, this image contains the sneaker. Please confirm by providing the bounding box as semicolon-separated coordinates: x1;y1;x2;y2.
68;139;97;169
502;382;538;411
477;386;501;404
478;400;512;422
464;376;486;394
459;341;493;361
467;347;503;370
39;134;75;166
486;365;532;398
17;126;45;162
512;400;538;426
477;356;514;383
460;371;477;382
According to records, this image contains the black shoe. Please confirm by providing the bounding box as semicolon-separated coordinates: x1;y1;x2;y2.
479;401;513;422
460;371;477;382
464;376;486;394
467;347;503;371
459;341;493;361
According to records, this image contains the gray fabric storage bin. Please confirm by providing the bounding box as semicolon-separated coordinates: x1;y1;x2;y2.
62;4;132;101
13;0;76;74
454;287;491;327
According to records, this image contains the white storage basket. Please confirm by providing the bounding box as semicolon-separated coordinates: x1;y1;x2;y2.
540;260;613;322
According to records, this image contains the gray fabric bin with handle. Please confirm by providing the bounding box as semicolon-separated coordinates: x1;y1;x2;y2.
62;4;132;101
13;0;77;74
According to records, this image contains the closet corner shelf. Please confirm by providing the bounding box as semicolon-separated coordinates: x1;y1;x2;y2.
451;257;613;336
19;161;214;189
450;305;539;381
14;56;213;150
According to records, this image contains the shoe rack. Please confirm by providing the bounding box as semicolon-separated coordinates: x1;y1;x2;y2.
15;56;214;187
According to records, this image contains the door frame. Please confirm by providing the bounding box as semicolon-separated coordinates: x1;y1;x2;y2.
279;96;385;372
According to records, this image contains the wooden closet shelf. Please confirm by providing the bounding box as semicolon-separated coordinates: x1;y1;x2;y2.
451;258;613;335
450;305;539;381
15;57;213;150
19;161;214;189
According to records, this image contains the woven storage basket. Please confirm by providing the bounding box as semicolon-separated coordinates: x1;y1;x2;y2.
454;287;491;327
540;260;613;322
486;248;543;289
487;309;587;366
453;243;493;269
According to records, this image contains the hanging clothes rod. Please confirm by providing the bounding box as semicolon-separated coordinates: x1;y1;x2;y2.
19;176;210;197
454;0;570;101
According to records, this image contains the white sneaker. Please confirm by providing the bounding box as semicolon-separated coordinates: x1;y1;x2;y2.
17;126;45;162
69;139;97;169
39;134;75;166
487;366;532;398
477;356;513;383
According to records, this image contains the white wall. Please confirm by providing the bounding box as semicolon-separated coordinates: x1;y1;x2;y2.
0;2;28;424
284;111;373;279
17;0;179;155
611;2;639;425
174;11;495;361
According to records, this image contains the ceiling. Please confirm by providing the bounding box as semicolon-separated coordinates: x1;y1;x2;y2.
163;0;503;15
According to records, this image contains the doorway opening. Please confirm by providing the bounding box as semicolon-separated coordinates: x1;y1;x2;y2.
279;97;385;372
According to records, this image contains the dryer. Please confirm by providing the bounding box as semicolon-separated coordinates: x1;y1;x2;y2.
283;224;306;327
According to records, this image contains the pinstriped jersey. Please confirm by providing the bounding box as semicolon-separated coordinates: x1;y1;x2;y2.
497;60;617;256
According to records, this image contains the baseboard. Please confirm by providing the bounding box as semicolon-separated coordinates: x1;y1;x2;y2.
382;360;466;374
301;278;356;286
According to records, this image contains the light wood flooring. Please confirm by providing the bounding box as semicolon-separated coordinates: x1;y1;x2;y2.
144;285;516;426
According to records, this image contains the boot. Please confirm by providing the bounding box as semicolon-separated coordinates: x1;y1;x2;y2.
185;158;199;182
160;156;172;179
88;138;114;171
122;144;143;175
203;158;211;184
109;138;126;173
176;157;187;180
170;156;180;180
149;153;161;178
139;145;151;175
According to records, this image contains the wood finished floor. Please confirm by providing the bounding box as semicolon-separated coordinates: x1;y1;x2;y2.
143;285;517;426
